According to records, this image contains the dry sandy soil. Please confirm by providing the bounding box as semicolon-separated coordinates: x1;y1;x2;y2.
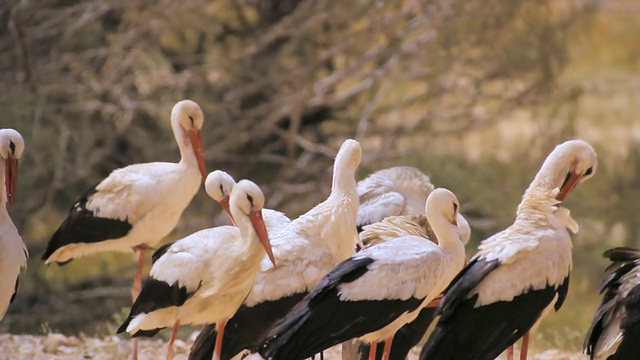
0;333;586;360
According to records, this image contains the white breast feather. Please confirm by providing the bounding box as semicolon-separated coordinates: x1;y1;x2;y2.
244;224;334;306
554;206;579;234
150;226;238;293
0;216;28;318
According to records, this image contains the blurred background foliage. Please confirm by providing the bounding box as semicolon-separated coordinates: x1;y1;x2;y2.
1;0;639;353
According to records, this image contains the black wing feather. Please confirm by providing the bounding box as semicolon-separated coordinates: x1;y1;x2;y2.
555;276;570;311
608;284;640;360
188;292;307;360
9;276;19;305
438;258;500;319
42;185;133;263
421;257;567;360
116;276;194;335
604;247;640;266
152;242;175;264
585;247;640;358
421;284;560;360
261;256;424;360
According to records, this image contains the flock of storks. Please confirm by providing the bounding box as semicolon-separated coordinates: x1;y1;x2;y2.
0;99;638;360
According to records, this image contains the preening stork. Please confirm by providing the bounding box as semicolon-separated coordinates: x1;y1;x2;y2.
117;179;275;360
41;100;207;301
585;247;640;360
188;139;362;360
260;188;467;360
0;129;28;320
356;166;435;231
356;166;471;242
420;139;598;360
346;166;471;360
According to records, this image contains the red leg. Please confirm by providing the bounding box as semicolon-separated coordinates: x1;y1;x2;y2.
368;342;377;360
382;337;393;360
520;332;530;360
131;338;138;360
131;249;146;301
506;345;514;360
166;319;180;360
213;319;227;360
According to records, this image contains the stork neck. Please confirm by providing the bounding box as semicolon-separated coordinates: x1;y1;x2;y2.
0;159;9;223
172;122;198;171
330;161;358;199
517;158;566;217
230;206;259;250
0;158;6;206
429;213;464;256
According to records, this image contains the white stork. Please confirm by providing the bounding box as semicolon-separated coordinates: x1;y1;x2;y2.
357;166;434;230
41;100;207;300
188;139;362;360
0;128;28;320
117;179;275;360
347;165;471;360
260;188;467;360
420;139;598;360
584;247;640;360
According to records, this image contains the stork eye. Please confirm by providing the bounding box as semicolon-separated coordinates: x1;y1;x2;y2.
188;115;195;125
453;202;458;213
9;140;15;155
584;166;593;176
246;194;253;204
219;184;224;194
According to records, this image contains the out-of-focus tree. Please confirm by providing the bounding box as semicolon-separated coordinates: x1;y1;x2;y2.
0;0;599;334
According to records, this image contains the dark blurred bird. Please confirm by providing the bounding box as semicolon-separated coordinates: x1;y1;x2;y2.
584;247;640;360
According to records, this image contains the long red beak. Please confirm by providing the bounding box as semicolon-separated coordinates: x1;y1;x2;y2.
220;196;236;225
556;172;581;201
5;158;17;206
187;129;206;181
249;210;276;267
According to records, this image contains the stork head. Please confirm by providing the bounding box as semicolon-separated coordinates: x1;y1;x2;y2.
0;129;25;206
230;180;276;267
426;188;460;227
205;170;237;223
541;140;597;202
334;139;362;172
172;100;206;180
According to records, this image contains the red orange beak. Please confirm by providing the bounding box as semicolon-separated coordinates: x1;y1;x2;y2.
249;210;276;267
556;172;581;201
5;157;17;206
187;129;206;181
220;196;236;225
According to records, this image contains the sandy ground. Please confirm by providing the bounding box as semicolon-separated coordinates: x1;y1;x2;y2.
0;333;587;360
